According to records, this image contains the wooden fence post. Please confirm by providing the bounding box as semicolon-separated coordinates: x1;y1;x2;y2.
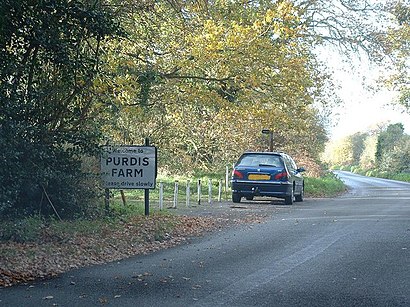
159;182;164;211
186;180;190;207
120;190;127;206
225;165;229;200
218;179;222;202
104;188;110;214
208;179;212;205
197;179;201;205
173;180;179;208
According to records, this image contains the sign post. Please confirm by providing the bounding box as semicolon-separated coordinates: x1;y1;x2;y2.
101;141;157;216
144;138;150;216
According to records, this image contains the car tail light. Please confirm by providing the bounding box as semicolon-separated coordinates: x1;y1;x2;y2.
232;169;244;179
274;171;288;181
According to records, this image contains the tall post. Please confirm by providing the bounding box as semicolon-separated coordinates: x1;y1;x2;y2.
104;188;110;214
225;165;229;200
159;182;164;211
218;179;222;202
186;180;190;207
144;137;150;216
262;129;274;152
173;180;179;208
208;179;212;205
197;179;201;206
120;190;127;206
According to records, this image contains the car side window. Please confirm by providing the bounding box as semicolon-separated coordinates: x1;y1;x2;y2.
284;155;296;172
282;156;289;170
289;157;297;170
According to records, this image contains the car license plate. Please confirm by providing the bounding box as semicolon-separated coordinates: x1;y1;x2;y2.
248;174;270;180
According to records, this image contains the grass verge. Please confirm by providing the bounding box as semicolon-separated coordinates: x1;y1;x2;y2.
304;172;346;198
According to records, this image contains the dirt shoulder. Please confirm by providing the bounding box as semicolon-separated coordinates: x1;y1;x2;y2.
0;200;280;288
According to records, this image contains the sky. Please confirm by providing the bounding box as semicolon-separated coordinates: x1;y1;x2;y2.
319;49;410;140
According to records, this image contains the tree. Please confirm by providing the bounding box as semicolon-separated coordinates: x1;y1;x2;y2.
387;136;410;172
375;123;405;165
322;137;354;168
100;0;335;172
349;132;367;166
0;0;118;217
360;134;378;170
382;2;410;112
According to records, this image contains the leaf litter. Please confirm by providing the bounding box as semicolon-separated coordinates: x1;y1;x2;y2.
1;207;269;287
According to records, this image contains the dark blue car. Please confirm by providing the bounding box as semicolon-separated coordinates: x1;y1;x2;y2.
231;152;305;205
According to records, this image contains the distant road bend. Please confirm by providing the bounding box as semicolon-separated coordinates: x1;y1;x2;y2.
1;171;409;306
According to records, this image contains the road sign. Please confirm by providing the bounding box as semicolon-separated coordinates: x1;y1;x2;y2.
101;146;157;189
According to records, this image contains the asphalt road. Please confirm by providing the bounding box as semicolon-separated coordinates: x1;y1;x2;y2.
1;171;409;306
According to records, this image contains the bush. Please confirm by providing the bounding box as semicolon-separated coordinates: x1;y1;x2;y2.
339;165;349;171
0;0;117;219
0;140;100;219
305;172;346;197
391;173;410;182
369;171;410;183
0;217;45;243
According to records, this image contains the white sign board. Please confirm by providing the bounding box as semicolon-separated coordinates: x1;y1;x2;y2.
101;146;157;189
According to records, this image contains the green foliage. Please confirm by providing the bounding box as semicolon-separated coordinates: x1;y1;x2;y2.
389;173;410;182
383;2;410;113
304;173;346;198
323;132;370;169
322;137;354;167
0;215;123;244
366;170;410;183
0;216;44;243
360;134;378;170
349;133;367;165
0;0;118;218
388;136;410;172
376;133;410;173
48;218;117;237
375;123;404;166
110;203;147;218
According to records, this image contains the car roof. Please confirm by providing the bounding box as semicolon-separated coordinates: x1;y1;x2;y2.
241;151;286;156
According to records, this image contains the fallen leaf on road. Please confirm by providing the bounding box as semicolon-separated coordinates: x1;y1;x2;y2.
99;297;108;304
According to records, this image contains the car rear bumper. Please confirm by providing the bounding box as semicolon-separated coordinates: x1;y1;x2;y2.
231;180;292;198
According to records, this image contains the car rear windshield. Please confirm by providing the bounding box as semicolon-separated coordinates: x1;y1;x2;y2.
236;154;284;168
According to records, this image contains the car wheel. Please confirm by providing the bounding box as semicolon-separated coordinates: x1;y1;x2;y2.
232;193;241;203
295;185;304;202
285;188;294;205
245;196;254;201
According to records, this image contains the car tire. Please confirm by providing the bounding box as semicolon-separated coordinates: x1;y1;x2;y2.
232;193;241;203
295;185;304;202
285;188;294;205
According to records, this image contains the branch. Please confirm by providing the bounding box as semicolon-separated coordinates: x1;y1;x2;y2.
41;185;62;221
161;71;232;82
